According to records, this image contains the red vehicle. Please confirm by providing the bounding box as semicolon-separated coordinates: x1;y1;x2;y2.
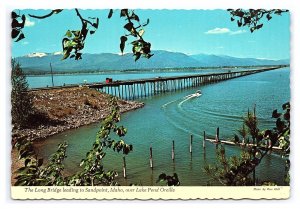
106;78;113;83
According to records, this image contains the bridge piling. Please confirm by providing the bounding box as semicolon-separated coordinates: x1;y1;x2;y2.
30;66;285;100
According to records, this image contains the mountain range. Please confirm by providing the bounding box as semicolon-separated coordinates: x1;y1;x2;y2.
15;50;289;74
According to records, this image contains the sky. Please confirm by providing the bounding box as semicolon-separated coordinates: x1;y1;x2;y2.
12;9;290;60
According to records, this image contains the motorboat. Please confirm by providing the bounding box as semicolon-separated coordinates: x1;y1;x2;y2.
195;90;202;95
185;90;202;99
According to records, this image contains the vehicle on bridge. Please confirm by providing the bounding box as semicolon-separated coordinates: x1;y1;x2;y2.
106;78;113;83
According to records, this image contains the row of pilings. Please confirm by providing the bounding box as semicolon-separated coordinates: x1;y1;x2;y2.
89;66;283;100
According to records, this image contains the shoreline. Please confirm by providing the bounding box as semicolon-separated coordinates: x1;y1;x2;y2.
24;65;287;77
11;87;144;185
11;87;144;142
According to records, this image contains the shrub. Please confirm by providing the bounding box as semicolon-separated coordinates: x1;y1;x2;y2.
11;59;34;128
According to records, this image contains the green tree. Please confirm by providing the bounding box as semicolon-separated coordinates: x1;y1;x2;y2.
11;59;34;128
204;103;290;186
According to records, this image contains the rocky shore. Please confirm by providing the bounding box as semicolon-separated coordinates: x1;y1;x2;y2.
11;87;144;142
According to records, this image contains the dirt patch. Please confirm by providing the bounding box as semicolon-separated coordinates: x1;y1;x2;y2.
12;87;144;141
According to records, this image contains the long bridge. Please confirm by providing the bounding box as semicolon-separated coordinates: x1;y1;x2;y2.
86;66;285;100
31;65;286;100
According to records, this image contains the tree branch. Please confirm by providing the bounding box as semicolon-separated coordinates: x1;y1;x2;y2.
29;9;63;19
75;8;94;26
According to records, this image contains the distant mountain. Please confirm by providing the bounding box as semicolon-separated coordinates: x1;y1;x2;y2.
190;54;289;67
15;50;289;73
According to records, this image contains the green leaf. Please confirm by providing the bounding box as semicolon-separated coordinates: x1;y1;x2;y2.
15;33;25;42
12;29;20;39
120;9;128;17
276;118;285;132
256;24;263;30
156;173;166;183
284;111;290;121
65;30;72;38
92;18;99;29
37;158;43;167
11;11;19;19
75;53;82;60
234;134;240;143
11;19;20;29
237;20;242;27
134;52;141;62
62;51;70;60
24;159;31;167
143;18;150;27
282;102;290;110
120;36;127;54
72;30;80;37
108;9;113;19
124;22;134;32
67;41;77;47
131;13;140;22
272;109;281;118
138;29;144;37
20;15;26;27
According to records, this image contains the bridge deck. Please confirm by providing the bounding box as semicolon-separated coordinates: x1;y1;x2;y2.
30;65;286;100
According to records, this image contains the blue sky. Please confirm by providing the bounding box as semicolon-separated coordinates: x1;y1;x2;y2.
12;9;290;60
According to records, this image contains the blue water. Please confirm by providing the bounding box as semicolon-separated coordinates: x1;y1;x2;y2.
33;67;290;186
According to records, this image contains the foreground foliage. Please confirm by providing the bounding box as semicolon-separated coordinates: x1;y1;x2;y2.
156;173;180;186
204;102;290;186
227;9;289;33
12;9;152;62
14;97;133;186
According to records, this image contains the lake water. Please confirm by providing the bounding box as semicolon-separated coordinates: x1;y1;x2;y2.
33;67;290;186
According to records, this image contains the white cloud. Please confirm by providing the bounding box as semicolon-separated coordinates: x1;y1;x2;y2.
229;30;247;35
27;52;47;58
53;51;63;55
205;28;230;34
25;18;35;27
205;28;247;35
256;57;269;60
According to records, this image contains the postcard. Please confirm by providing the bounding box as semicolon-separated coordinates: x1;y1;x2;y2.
11;8;290;199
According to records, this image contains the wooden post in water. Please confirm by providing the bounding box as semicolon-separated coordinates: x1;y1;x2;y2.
172;140;175;161
132;84;135;99
144;83;147;97
114;86;117;97
203;131;206;149
216;127;220;142
50;63;54;87
149;146;153;169
123;156;127;178
215;127;220;149
118;85;121;98
189;135;193;153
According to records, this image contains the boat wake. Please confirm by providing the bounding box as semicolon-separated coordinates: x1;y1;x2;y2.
161;98;180;108
178;96;193;108
179;90;202;108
